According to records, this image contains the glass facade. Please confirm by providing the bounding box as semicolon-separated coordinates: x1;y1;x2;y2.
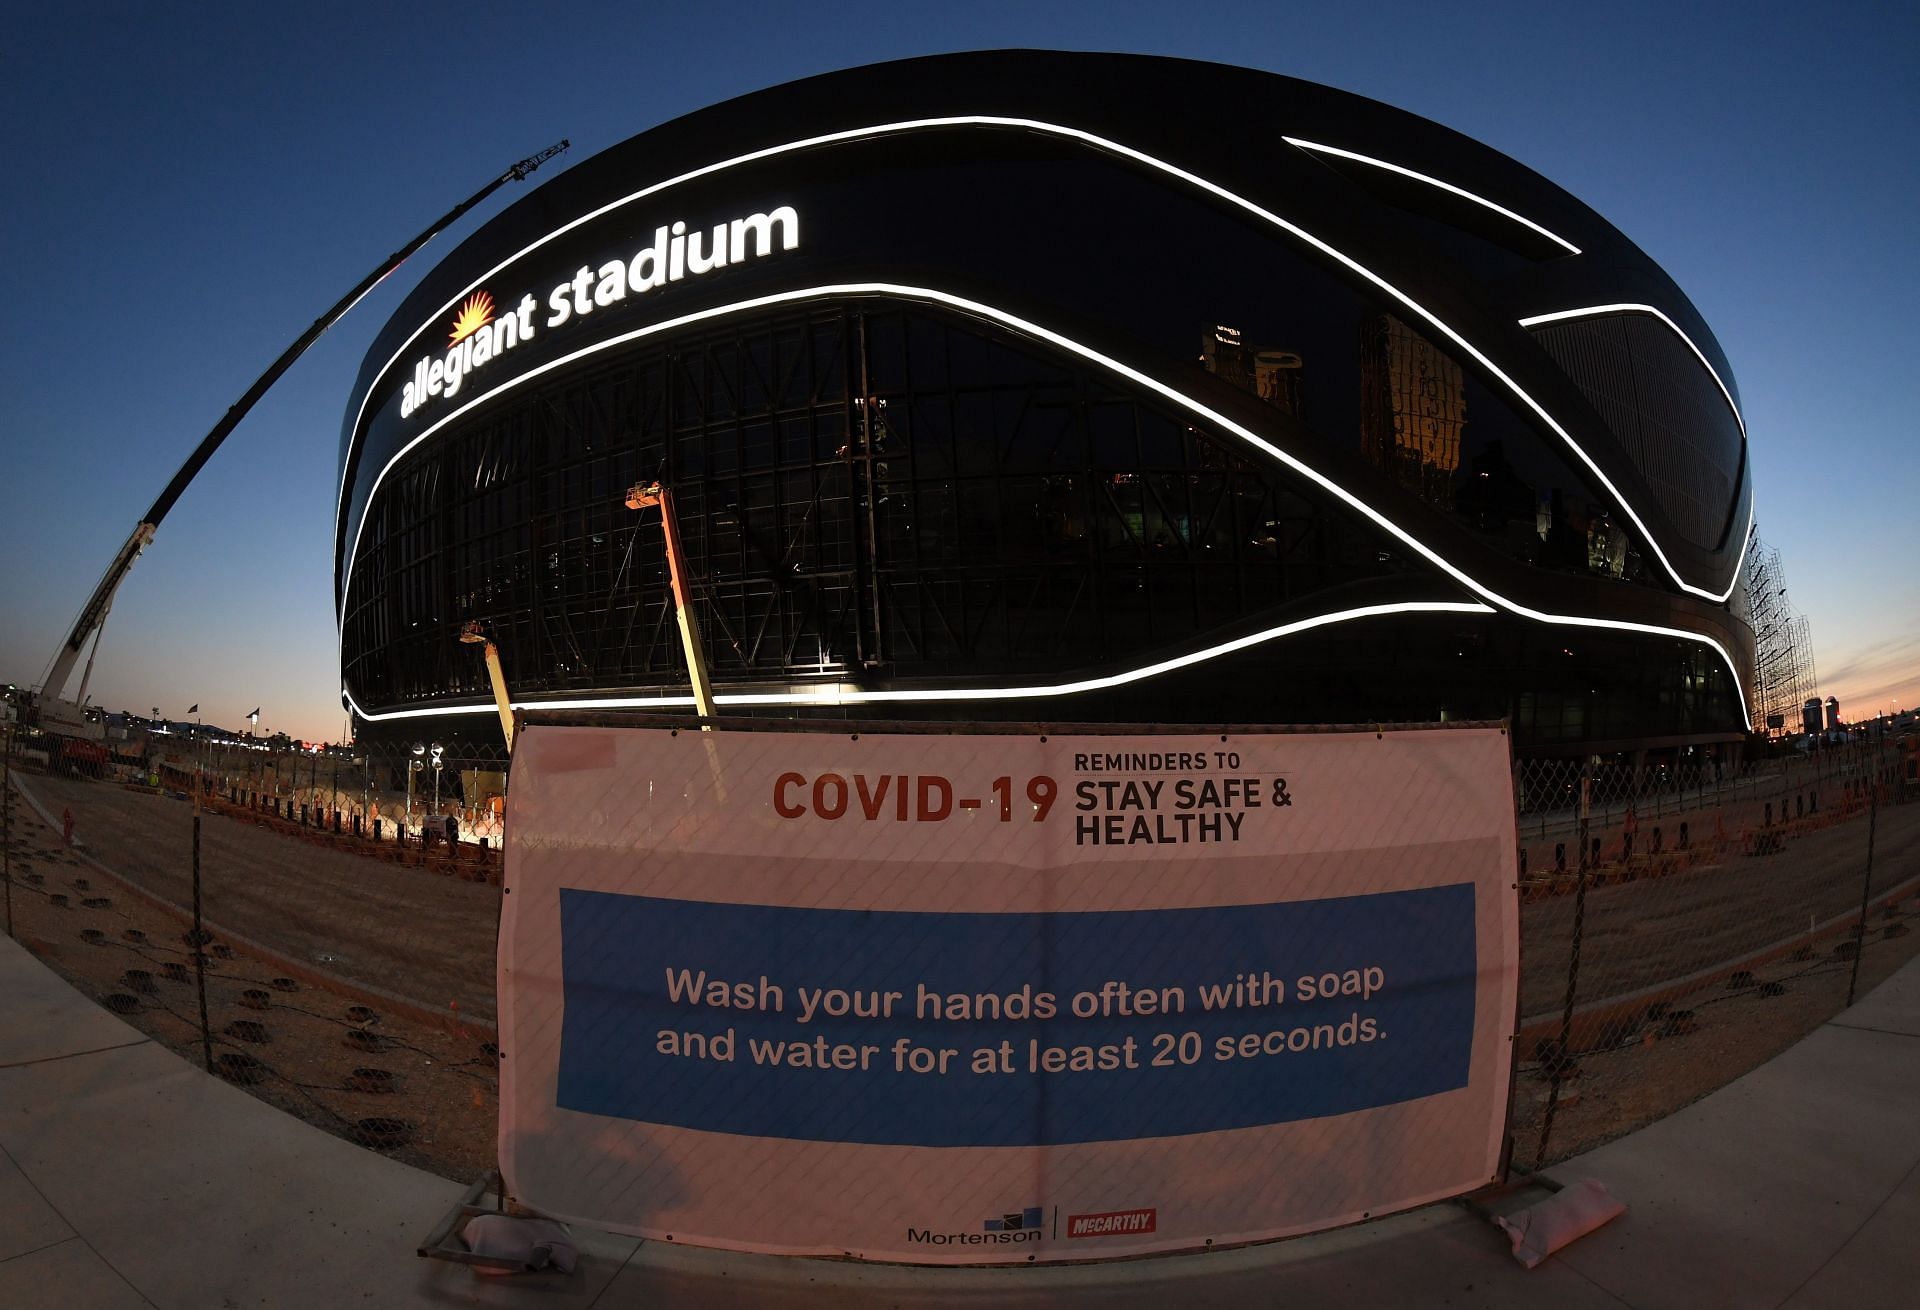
337;54;1756;751
1530;313;1746;552
342;302;1416;708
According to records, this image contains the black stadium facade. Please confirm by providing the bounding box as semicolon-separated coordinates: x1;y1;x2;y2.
336;52;1756;755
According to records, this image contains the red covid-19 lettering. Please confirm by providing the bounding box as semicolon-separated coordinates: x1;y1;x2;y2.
771;773;1056;821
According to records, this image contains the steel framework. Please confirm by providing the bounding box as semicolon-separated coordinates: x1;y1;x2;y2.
1743;537;1817;735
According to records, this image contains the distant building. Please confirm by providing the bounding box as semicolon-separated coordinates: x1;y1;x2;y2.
1803;697;1825;736
1825;696;1840;731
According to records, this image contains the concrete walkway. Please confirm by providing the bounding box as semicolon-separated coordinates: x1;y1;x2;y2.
1;932;1914;1309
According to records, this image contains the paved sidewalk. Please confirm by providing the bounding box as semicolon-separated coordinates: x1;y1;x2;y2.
1;930;1914;1308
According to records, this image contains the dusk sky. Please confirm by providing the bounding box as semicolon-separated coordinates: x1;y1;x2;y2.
3;2;1915;744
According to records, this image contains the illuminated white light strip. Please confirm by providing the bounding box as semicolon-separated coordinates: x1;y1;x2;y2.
340;601;1494;722
338;283;1751;729
1519;302;1746;437
1280;136;1582;255
334;115;1732;603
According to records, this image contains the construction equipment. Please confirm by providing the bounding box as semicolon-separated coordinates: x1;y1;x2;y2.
459;621;516;754
32;141;570;742
625;480;717;723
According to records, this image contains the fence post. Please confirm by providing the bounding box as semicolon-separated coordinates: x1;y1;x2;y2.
1847;785;1879;1007
192;803;213;1072
1537;767;1593;1167
3;725;13;939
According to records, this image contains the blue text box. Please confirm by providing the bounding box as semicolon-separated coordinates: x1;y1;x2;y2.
556;886;1477;1146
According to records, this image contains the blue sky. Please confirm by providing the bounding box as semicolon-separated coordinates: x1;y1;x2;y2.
3;1;1914;742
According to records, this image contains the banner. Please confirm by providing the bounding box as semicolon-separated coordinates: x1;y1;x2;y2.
499;724;1518;1262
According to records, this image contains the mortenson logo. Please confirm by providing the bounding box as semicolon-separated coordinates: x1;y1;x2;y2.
398;205;800;420
1067;1207;1157;1239
907;1205;1045;1246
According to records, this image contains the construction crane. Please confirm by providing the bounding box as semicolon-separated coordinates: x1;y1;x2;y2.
34;141;570;743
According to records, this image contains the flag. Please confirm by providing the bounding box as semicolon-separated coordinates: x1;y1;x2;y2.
187;704;199;715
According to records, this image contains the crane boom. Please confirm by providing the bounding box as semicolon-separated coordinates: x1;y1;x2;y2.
39;140;570;705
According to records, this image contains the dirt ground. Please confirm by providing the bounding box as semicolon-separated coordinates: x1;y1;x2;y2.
1509;896;1920;1166
17;770;498;1020
1518;801;1920;1019
4;773;497;1183
7;762;1916;1185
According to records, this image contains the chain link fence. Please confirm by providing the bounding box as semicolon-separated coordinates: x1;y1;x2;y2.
1508;738;1918;1166
1;724;509;1176
4;715;1917;1200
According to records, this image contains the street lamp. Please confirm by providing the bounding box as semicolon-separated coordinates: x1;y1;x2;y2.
408;741;426;838
430;742;445;825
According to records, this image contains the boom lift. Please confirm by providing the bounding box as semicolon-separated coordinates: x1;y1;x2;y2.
32;142;569;742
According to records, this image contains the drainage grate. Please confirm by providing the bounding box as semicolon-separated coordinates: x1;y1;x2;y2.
72;877;90;891
122;970;157;994
344;1028;384;1052
182;929;213;946
347;1067;396;1094
352;1117;412;1151
23;872;44;886
1727;970;1755;989
210;944;235;960
49;894;69;908
1759;981;1788;997
81;897;111;910
79;928;104;944
239;989;272;1011
224;1020;269;1044
105;994;142;1015
122;928;147;944
161;962;191;983
269;977;299;993
345;1006;379;1024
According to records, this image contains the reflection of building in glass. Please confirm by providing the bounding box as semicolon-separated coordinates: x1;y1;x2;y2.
1254;350;1303;418
1360;314;1465;507
1202;326;1304;419
1200;325;1252;390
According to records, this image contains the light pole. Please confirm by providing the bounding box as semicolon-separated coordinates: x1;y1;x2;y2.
408;742;426;838
430;743;444;826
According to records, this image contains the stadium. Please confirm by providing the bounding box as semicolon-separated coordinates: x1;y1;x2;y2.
335;51;1756;755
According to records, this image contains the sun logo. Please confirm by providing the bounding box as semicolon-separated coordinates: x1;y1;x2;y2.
448;291;495;346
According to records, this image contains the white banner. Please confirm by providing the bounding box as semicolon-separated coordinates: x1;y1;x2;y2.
499;724;1518;1262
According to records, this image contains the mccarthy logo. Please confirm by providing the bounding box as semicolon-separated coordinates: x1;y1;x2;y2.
906;1205;1046;1246
1067;1207;1157;1238
398;204;800;420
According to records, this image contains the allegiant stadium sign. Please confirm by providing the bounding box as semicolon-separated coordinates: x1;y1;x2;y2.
398;205;800;419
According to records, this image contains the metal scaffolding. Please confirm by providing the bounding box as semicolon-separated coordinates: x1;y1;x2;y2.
1743;537;1817;735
